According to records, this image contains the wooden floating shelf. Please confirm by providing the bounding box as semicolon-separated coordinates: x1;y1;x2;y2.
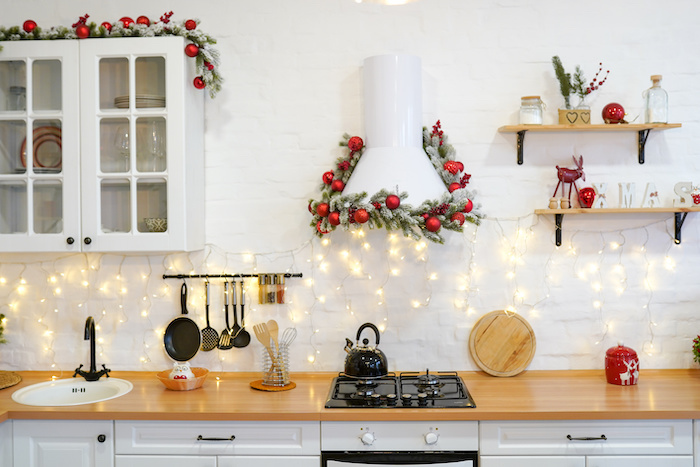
534;206;700;246
498;123;682;165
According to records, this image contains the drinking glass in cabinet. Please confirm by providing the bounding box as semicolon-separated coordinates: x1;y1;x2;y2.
137;179;167;232
33;180;63;234
0;121;27;174
101;119;131;173
0;181;27;234
32;60;62;112
100;178;131;233
0;60;26;112
136;117;166;172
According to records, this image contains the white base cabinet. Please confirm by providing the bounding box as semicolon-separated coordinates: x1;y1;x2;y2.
480;420;693;467
0;420;12;467
13;420;114;467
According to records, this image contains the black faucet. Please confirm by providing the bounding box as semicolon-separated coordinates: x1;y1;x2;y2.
73;316;111;381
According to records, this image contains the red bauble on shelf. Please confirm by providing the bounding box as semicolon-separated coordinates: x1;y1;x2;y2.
331;180;345;192
322;171;334;185
602;103;626;124
185;19;197;30
354;209;369;224
75;24;90;39
193;76;206;89
578;187;596;208
316;203;330;218
136;16;151;26
316;220;330;235
23;20;37;33
328;212;341;226
448;182;461;193
385;194;401;210
185;44;200;57
451;212;465;225
443;161;461;175
119;17;134;28
463;199;473;213
347;136;364;152
101;22;112;32
425;216;441;232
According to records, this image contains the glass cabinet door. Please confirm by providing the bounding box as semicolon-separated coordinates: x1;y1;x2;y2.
0;41;80;251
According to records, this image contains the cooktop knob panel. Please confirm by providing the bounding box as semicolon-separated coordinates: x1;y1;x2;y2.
360;432;376;445
424;432;439;445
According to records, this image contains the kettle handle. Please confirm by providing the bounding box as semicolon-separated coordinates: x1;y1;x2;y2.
356;323;380;345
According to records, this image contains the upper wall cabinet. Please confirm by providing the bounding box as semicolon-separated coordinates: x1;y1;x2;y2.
0;37;204;253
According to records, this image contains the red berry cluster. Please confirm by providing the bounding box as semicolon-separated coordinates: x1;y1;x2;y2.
160;11;174;24
338;160;350;171
585;63;609;95
693;335;700;363
459;172;471;188
428;203;450;217
431;120;444;146
72;13;89;28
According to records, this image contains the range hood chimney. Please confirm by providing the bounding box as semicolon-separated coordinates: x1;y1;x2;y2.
342;54;447;205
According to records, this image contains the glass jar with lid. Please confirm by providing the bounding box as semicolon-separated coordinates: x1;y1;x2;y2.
519;96;544;124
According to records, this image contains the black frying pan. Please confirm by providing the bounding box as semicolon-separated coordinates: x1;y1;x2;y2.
164;282;201;361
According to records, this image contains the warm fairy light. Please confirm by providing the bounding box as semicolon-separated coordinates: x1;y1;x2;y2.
17;285;26;294
307;355;315;363
610;242;620;250
428;273;438;281
391;268;400;276
412;300;421;308
0;277;5;284
506;271;514;279
341;250;349;258
318;296;326;303
319;262;328;272
121;287;128;294
664;256;675;270
82;281;89;287
593;300;602;309
362;242;370;250
592;282;602;292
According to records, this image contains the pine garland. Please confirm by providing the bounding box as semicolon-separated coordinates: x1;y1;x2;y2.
0;13;222;98
308;121;483;244
0;314;6;344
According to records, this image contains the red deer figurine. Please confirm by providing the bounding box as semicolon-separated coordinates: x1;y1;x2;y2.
553;155;585;204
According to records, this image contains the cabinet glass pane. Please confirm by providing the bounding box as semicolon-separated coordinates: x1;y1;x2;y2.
30;120;62;173
0;60;26;112
136;117;166;172
101;179;131;233
0;120;27;174
33;180;62;234
135;56;166;105
137;179;167;232
100;118;131;173
99;58;128;110
32;60;61;111
0;181;27;233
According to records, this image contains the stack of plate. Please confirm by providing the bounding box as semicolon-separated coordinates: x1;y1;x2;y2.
114;94;166;109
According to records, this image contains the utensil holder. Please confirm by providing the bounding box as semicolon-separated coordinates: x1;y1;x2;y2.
261;343;289;386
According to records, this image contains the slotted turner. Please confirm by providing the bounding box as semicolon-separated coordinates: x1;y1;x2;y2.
200;281;218;351
218;281;233;350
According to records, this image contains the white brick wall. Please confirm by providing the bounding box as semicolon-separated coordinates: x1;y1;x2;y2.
0;0;699;374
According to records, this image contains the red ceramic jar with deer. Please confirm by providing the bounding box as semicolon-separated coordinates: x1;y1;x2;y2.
605;343;639;386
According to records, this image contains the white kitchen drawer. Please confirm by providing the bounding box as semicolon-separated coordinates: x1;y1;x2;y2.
479;420;692;456
115;420;320;456
480;456;585;467
587;456;693;467
218;456;321;467
115;455;216;467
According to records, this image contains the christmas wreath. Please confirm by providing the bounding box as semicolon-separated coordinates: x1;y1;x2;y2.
308;121;482;244
0;12;222;97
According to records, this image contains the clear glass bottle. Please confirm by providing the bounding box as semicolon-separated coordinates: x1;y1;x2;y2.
519;96;544;124
644;75;668;123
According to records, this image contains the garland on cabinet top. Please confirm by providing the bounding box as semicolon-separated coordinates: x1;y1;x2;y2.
308;121;482;244
0;12;222;97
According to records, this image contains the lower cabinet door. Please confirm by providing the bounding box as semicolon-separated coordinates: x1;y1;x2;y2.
587;456;693;467
218;456;321;467
115;455;215;467
480;456;585;467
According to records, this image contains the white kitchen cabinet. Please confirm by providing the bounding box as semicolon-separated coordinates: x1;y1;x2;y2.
480;419;693;467
0;37;204;253
115;420;320;466
0;420;12;467
695;420;700;467
13;419;114;467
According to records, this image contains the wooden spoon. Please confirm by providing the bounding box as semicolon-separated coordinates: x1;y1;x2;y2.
253;323;276;368
266;320;279;355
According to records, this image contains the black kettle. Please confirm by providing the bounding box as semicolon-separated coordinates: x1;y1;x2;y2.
343;323;388;378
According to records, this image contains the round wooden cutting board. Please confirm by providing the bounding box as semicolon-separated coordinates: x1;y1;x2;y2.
469;310;536;377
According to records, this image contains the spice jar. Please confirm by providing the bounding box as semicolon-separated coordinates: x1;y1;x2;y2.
605;343;639;385
519;96;544;125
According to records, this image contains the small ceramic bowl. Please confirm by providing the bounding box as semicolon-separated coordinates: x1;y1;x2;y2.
156;367;208;391
145;217;167;232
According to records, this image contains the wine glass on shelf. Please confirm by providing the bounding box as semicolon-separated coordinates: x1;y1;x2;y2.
148;120;165;172
113;125;130;172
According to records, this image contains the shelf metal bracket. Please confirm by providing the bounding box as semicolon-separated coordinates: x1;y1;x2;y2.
516;130;527;165
674;212;688;244
554;213;563;247
638;129;651;164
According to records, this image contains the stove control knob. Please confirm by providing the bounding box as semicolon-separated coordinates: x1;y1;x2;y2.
386;393;397;406
417;393;428;406
401;394;413;406
370;393;382;405
424;432;439;445
360;432;375;446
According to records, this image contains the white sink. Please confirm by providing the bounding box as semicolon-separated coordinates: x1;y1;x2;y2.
11;378;133;406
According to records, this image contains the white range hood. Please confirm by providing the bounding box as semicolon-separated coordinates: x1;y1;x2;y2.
342;54;447;205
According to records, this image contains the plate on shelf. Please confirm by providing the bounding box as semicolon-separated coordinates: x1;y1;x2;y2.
114;94;166;109
19;126;62;169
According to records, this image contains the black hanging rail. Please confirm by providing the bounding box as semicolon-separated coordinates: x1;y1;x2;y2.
163;273;303;280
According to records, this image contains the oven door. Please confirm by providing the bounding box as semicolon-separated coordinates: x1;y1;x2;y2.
322;451;477;466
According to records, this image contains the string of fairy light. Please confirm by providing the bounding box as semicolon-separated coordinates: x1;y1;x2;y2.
0;213;691;374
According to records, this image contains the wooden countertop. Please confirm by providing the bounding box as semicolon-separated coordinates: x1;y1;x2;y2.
1;369;699;423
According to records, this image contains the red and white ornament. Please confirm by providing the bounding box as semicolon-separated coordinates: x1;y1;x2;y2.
193;76;206;90
119;17;134;28
185;44;200;58
101;21;112;32
136;16;151;26
602;102;626;124
347;136;364;152
450;212;465;225
385;194;400;210
353;209;369;224
425;216;441;232
316;203;330;218
185;19;197;30
448;182;461;193
328;212;341;226
316;220;330;235
331;180;345;192
23;20;37;33
75;24;90;39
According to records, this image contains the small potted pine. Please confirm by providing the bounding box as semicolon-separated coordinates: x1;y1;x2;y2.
551;56;609;125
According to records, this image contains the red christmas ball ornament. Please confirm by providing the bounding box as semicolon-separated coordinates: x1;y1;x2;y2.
322;171;334;185
136;16;151;26
185;19;197;30
75;24;90;39
328;212;341;226
307;202;314;214
23;20;37;33
450;212;466;226
316;220;330;235
385;194;401;210
316;203;330;218
602;103;626;124
347;136;364;152
455;161;464;172
448;182;461;193
578;187;596;208
443;161;461;175
101;21;112;32
331;179;345;192
185;44;200;58
119;17;134;28
193;76;206;90
462;199;474;213
425;216;441;232
354;209;369;224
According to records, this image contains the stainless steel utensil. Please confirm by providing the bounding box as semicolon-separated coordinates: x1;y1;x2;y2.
200;281;218;351
232;279;250;348
280;327;297;347
218;281;233;350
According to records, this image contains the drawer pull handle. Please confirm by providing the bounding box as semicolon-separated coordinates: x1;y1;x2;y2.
197;435;236;442
567;434;607;441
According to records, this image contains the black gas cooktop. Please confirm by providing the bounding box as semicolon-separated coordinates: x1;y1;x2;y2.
324;370;476;409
